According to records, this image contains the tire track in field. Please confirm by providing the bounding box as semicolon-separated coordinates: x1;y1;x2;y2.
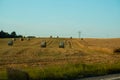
31;38;50;47
46;39;53;47
70;39;80;49
70;39;87;49
1;49;10;55
0;48;29;66
47;39;60;48
46;39;55;48
78;39;89;47
16;48;29;55
29;40;41;47
64;40;69;48
74;39;86;48
64;40;72;48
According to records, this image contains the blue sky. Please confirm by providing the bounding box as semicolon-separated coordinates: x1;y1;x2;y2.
0;0;120;38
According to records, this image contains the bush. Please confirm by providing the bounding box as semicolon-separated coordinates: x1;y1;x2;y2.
7;68;29;80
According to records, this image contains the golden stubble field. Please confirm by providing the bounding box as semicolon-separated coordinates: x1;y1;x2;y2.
0;38;120;69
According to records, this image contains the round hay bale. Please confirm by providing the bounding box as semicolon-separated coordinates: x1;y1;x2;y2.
41;41;46;48
8;40;13;46
12;38;16;41
27;38;30;41
114;48;120;53
81;38;84;40
20;38;24;41
59;41;64;48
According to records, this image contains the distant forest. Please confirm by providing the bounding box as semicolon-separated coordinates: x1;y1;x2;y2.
0;30;23;38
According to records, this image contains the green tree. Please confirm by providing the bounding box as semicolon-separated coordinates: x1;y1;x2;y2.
10;31;17;38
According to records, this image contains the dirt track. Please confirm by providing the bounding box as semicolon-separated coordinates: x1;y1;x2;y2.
77;73;120;80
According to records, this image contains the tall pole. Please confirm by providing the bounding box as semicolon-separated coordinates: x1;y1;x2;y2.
78;31;81;39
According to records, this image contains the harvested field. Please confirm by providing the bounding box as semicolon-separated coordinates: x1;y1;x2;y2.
0;38;120;67
0;38;120;79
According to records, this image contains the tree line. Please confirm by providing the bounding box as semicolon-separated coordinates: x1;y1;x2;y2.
0;30;23;38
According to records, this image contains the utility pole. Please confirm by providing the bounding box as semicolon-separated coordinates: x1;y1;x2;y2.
78;31;81;39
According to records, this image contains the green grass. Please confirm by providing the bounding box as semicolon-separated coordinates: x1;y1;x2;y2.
0;69;7;80
1;63;120;80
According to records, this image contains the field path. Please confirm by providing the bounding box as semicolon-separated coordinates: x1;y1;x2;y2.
77;73;120;80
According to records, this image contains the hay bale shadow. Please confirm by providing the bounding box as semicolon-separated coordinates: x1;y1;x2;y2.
7;68;29;80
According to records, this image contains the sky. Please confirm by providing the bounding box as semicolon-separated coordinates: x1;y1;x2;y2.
0;0;120;38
